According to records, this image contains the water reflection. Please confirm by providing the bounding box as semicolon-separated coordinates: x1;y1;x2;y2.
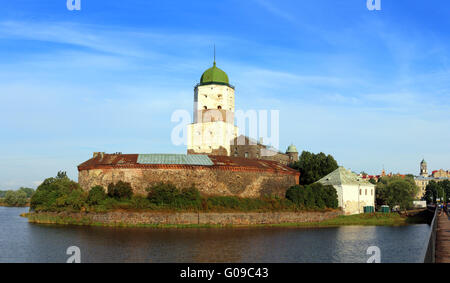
0;207;430;263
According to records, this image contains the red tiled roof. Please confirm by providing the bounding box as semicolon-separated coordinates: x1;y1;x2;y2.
78;154;300;176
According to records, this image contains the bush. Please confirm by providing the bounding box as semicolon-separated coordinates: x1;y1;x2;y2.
30;173;87;211
4;190;28;206
107;181;133;200
285;183;338;209
87;186;107;205
129;195;153;210
146;183;201;209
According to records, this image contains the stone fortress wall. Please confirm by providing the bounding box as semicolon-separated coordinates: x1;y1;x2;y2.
78;154;300;198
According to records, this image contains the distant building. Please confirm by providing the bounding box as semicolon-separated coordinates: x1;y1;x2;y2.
414;159;450;199
317;167;375;215
360;169;406;183
432;169;450;178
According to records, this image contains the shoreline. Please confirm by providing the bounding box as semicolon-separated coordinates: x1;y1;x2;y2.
22;210;431;229
0;203;30;208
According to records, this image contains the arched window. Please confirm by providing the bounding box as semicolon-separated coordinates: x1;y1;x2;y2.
218;106;222;109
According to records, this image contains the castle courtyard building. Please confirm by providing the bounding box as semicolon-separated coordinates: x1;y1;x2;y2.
317;167;375;215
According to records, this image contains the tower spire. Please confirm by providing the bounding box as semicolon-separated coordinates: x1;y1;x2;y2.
213;44;216;66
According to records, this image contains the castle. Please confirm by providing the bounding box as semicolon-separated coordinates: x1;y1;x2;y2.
78;60;300;197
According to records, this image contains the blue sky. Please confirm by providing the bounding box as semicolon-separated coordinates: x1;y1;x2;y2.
1;0;449;189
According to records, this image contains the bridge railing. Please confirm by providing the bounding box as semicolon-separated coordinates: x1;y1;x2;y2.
423;206;438;263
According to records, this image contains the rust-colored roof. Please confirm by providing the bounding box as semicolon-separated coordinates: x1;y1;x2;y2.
78;153;299;176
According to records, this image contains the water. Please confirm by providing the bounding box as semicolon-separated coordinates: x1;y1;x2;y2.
0;207;431;263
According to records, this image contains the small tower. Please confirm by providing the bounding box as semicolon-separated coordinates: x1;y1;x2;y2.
286;144;299;164
420;159;428;177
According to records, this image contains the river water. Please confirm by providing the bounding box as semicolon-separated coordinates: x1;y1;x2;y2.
0;207;430;263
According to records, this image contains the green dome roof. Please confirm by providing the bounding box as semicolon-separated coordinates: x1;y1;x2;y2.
200;62;230;86
286;144;298;153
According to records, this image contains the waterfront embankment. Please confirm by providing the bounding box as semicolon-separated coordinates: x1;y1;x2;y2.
23;210;431;228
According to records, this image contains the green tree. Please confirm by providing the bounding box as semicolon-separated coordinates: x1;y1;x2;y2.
4;190;28;206
30;172;86;211
369;178;377;185
424;181;439;203
18;187;35;198
376;177;418;210
291;151;339;185
441;180;450;202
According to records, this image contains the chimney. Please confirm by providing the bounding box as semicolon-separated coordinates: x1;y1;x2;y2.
93;152;105;159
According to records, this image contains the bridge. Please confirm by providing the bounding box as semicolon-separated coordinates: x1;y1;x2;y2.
424;205;450;263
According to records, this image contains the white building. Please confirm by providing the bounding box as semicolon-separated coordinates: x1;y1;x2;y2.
317;167;376;215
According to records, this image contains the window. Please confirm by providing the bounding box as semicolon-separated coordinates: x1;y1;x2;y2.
218;94;222;98
359;189;362;195
365;189;367;196
371;189;373;196
218;106;222;109
245;152;249;158
204;106;208;110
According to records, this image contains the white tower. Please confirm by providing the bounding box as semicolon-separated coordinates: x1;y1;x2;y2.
187;60;238;156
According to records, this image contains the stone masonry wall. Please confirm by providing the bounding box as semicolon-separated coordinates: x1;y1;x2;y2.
78;167;298;198
33;211;343;226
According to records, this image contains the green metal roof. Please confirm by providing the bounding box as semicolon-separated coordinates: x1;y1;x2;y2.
137;154;214;166
317;166;373;186
200;62;230;86
286;144;298;153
